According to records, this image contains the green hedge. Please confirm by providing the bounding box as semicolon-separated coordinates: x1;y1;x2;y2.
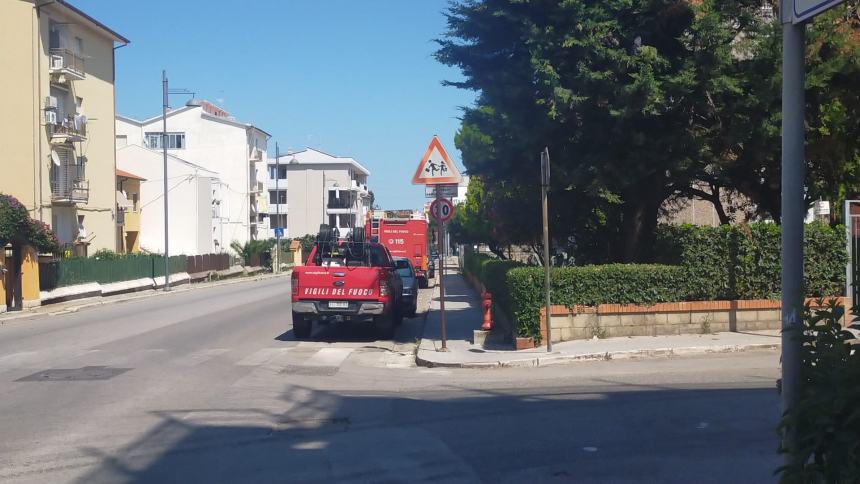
654;222;846;300
506;265;687;341
462;252;523;321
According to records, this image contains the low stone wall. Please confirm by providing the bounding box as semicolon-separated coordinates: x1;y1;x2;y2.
539;298;847;344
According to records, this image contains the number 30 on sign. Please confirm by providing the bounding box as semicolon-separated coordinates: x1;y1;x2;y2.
430;198;454;223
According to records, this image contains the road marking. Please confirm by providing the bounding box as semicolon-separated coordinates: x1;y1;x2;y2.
304;347;353;367
236;348;287;366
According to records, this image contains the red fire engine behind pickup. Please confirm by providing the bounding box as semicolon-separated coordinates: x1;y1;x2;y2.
367;212;430;288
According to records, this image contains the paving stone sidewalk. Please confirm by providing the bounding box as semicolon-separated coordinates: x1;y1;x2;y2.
416;265;781;368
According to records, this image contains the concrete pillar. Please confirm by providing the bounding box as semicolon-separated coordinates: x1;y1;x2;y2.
20;245;40;308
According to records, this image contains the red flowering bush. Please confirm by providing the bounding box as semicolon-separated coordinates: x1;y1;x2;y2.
0;192;60;253
0;193;29;246
27;219;60;253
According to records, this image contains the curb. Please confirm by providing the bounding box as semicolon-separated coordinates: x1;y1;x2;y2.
415;342;780;369
0;271;291;323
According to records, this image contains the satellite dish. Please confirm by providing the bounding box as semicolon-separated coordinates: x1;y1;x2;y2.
51;149;60;166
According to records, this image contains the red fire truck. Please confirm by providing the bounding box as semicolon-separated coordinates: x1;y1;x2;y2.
367;210;430;288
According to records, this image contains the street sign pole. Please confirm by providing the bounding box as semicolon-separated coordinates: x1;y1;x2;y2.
437;190;447;351
162;70;171;292
780;0;807;466
541;148;552;352
275;142;280;274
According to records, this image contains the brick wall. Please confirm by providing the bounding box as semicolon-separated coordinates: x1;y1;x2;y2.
539;298;846;344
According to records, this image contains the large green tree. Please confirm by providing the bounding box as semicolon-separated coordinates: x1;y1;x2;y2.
438;0;860;261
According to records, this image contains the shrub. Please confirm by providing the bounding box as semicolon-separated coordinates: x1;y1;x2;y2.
0;194;29;246
777;300;860;482
506;264;688;341
654;222;846;300
27;219;60;253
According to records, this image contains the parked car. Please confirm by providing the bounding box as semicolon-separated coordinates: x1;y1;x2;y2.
394;257;418;317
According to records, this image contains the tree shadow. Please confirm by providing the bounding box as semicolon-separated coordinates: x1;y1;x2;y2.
67;384;780;483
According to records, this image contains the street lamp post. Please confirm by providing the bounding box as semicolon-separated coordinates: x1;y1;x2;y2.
275;142;281;273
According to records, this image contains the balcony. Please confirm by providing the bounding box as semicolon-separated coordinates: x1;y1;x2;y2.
327;197;357;211
51;157;89;204
49;49;85;81
50;115;87;143
250;147;263;163
116;207;125;225
125;211;140;231
267;203;288;214
267;178;287;190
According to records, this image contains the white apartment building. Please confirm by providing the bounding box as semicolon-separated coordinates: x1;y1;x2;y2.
116;144;218;255
266;148;371;238
116;99;270;252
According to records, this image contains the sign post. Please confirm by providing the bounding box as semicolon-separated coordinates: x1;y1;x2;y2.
541;148;552;352
780;0;844;466
413;136;462;352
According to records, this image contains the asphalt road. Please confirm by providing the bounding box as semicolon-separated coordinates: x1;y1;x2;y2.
0;276;782;483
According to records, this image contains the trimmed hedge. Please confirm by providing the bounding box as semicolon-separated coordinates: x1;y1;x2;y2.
654;222;846;300
462;252;523;321
507;265;687;341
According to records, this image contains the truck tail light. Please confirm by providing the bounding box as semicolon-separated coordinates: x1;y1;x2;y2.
379;271;390;297
291;271;299;296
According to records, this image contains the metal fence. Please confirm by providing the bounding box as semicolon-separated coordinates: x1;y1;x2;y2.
186;253;230;274
40;254;188;290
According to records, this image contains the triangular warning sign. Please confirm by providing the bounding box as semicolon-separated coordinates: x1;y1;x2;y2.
411;136;463;185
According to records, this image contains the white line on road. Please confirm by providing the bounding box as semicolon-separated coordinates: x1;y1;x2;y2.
304;348;353;367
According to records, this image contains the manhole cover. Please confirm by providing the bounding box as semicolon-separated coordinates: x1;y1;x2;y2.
17;366;131;382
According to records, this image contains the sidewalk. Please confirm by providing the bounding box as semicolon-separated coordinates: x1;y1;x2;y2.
0;270;291;323
416;267;781;368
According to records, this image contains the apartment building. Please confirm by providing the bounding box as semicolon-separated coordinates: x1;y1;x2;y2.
0;0;128;255
116;99;270;251
116;144;219;256
267;148;371;238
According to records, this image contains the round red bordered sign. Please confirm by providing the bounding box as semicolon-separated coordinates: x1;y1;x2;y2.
430;198;454;223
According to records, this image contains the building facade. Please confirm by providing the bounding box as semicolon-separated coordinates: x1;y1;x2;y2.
115;168;144;254
116;99;269;252
266;148;371;238
116;144;218;256
0;0;128;255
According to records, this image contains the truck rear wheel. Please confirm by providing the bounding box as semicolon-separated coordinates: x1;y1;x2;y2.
292;313;312;339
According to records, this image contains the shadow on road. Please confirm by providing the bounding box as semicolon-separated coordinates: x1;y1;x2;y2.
66;384;781;483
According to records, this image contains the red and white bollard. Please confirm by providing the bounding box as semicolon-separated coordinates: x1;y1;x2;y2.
481;291;493;331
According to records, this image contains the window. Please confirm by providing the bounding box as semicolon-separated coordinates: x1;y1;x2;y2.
74;37;83;54
131;193;139;211
329;215;338;227
268;165;287;179
145;132;185;149
269;190;286;204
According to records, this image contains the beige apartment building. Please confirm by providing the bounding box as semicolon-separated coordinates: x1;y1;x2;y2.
0;0;128;255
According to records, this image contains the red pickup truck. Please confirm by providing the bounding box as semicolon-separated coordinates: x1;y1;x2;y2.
290;227;403;339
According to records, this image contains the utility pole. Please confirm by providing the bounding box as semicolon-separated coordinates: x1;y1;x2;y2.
275;142;281;273
162;70;170;291
541;148;552;352
779;0;806;466
436;189;447;351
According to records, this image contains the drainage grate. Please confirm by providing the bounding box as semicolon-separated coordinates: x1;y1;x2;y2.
16;366;131;382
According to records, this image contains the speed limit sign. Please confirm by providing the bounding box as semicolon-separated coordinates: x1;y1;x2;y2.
430;197;454;223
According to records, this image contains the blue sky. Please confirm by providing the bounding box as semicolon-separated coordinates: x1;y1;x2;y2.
73;0;476;209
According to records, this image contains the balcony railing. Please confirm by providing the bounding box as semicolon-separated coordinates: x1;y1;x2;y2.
327;198;355;210
49;48;85;80
49;116;87;143
51;159;89;204
116;207;126;225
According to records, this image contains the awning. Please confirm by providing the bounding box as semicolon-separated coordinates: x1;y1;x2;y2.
116;190;132;208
